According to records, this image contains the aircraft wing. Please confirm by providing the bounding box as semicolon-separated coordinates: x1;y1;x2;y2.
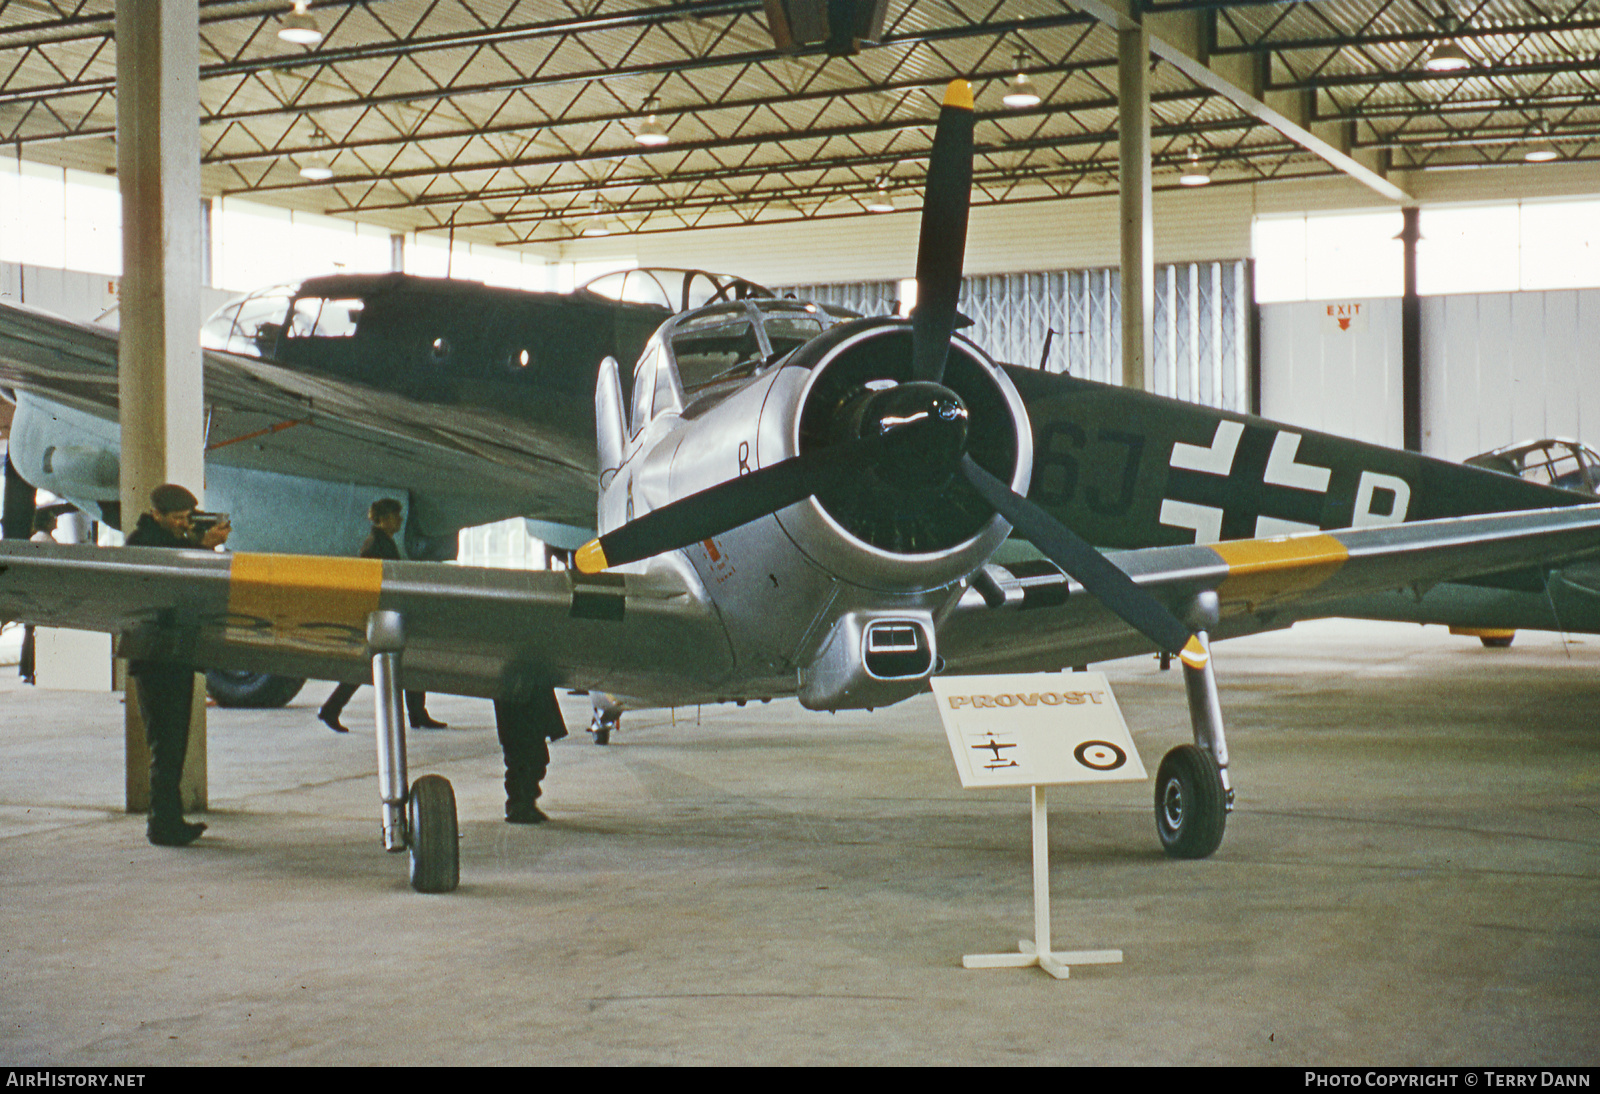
940;503;1600;674
0;541;733;703
0;299;596;530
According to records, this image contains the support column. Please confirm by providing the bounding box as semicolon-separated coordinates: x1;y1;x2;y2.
1399;207;1422;453
1118;24;1155;392
116;0;206;813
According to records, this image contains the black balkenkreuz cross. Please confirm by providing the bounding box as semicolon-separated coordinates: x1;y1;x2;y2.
1165;424;1329;540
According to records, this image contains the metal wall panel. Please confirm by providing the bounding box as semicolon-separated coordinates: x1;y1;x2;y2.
1422;288;1600;461
1259;298;1404;448
783;260;1251;412
1262;288;1600;459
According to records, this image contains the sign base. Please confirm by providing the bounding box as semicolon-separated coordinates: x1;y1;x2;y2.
963;941;1123;980
960;786;1125;980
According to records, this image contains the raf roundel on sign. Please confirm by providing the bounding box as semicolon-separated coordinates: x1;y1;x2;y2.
930;671;1147;789
1073;740;1127;771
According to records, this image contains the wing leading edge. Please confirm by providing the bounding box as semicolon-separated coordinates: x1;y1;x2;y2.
940;503;1600;675
0;542;734;704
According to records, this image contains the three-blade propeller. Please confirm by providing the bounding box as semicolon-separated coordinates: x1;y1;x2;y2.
574;79;1206;669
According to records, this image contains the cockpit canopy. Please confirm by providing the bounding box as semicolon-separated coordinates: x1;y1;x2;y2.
578;267;772;314
628;298;860;436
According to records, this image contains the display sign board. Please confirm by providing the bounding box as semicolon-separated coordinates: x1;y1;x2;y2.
930;672;1146;789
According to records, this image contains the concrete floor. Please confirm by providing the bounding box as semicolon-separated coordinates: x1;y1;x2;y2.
0;619;1596;1066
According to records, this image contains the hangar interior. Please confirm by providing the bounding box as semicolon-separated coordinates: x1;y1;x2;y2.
0;0;1597;1067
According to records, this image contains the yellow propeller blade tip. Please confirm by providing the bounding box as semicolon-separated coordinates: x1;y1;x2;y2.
575;540;609;574
1178;634;1209;671
943;79;974;111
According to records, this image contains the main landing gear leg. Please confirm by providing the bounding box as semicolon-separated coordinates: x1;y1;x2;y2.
1155;592;1233;860
369;610;458;893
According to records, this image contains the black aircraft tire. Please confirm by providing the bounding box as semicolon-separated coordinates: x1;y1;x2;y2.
407;774;460;894
1480;634;1515;648
205;670;306;708
1154;745;1227;860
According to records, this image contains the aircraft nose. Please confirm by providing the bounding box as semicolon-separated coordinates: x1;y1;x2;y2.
858;381;969;490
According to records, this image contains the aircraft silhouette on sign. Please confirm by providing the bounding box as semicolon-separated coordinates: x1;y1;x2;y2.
2;81;1599;892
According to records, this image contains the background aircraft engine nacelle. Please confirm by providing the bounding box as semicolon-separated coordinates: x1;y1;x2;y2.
772;318;1033;594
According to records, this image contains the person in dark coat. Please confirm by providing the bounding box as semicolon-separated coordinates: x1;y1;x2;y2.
125;483;231;847
318;498;446;733
495;690;569;824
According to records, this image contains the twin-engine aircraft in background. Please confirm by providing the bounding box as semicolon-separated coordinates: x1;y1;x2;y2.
0;265;765;703
2;81;1599;893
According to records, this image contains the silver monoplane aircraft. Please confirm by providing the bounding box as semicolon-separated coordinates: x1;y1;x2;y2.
3;82;1599;892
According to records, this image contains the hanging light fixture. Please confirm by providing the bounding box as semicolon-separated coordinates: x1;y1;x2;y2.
278;1;323;46
1424;12;1471;72
865;178;896;212
298;152;333;181
1002;51;1041;109
1178;145;1211;187
581;198;614;237
298;126;333;180
635;98;670;147
1524;119;1559;162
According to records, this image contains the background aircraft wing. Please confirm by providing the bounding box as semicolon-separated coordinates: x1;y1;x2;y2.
0;299;597;531
0;541;733;703
940;503;1600;674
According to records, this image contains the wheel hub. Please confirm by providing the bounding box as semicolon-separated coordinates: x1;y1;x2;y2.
1162;777;1186;830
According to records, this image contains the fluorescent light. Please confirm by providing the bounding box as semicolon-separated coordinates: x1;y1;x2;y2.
278;2;322;46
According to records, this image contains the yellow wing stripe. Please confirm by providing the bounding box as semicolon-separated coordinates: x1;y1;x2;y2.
227;553;383;647
1212;533;1350;608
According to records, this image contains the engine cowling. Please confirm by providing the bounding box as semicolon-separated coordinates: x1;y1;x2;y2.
762;317;1033;594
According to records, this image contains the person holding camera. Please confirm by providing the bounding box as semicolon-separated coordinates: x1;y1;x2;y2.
125;483;231;847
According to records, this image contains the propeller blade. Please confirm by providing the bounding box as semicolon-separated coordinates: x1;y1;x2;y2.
957;454;1206;667
910;80;975;385
575;440;873;574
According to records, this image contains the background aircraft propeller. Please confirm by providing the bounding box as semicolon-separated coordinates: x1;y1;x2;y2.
576;79;1206;667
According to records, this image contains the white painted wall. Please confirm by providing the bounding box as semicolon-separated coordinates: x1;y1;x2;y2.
1260;298;1405;448
558;184;1258;286
1260;288;1600;459
0;259;237;328
1423;290;1600;461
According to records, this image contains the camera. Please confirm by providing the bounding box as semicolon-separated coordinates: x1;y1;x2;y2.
189;511;230;538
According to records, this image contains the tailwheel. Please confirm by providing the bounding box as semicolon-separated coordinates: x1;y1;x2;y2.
589;705;621;746
1155;745;1227;860
407;774;459;893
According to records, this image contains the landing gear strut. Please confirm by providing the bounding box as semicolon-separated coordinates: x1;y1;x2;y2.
369;610;459;893
1155;592;1233;859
